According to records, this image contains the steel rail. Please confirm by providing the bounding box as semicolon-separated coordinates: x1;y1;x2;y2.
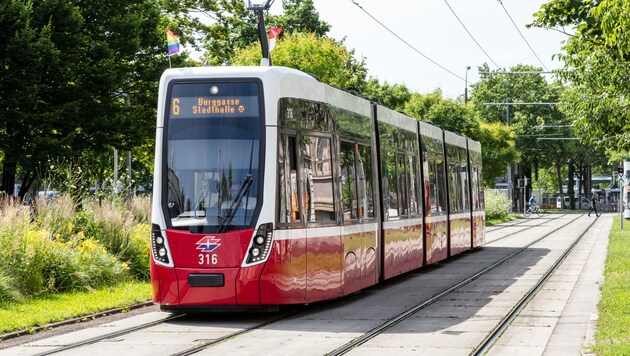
485;213;569;244
33;313;185;356
470;216;600;355
170;307;305;356
325;214;585;356
1;301;156;342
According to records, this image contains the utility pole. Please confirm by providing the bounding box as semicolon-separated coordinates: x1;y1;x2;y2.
464;66;471;105
504;77;513;211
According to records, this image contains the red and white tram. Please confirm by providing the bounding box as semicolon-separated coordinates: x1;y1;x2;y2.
150;66;485;310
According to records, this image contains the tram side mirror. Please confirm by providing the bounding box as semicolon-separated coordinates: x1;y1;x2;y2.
626;170;630;181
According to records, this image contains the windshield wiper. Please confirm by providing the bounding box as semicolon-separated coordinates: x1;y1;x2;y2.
217;174;253;233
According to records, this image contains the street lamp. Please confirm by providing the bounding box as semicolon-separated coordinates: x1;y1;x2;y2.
464;66;471;105
245;0;274;66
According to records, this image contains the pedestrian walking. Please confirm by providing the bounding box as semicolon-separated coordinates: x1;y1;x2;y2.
588;195;599;217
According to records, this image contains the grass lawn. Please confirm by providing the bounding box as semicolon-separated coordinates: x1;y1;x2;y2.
0;281;152;334
486;214;520;226
591;216;630;355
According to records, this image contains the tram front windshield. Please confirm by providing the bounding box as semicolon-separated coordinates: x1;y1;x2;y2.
165;81;262;234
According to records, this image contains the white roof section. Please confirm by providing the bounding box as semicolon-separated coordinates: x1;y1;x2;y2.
467;139;482;153
418;120;443;141
158;66;371;127
444;131;467;148
376;105;417;132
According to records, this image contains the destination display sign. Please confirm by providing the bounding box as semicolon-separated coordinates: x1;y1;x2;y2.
170;96;259;119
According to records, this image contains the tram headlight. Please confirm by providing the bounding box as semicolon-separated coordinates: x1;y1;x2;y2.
246;223;273;264
251;247;261;257
151;224;170;264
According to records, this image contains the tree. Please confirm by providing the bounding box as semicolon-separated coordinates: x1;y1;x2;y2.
472;122;519;187
268;0;330;37
531;0;630;160
363;79;411;112
469;63;582;201
0;0;167;199
404;90;478;136
232;32;368;91
161;0;332;65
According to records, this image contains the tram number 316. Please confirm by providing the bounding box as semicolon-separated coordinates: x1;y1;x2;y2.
198;254;218;265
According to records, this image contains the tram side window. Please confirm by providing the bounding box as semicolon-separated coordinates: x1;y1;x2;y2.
384;150;399;219
460;147;470;211
427;153;447;214
471;164;480;211
409;154;421;216
397;153;410;216
447;148;460;212
278;134;301;224
302;135;336;223
357;144;375;218
340;141;358;221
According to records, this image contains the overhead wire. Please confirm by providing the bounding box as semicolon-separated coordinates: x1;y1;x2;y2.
346;0;465;81
442;0;501;69
497;0;549;71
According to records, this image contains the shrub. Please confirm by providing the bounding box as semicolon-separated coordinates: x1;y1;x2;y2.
0;196;130;302
485;190;512;220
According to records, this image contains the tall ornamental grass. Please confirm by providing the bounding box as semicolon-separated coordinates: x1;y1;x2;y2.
0;194;151;303
78;197;151;280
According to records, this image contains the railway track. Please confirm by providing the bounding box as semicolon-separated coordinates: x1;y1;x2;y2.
4;214;600;356
484;213;569;244
471;215;598;355
324;213;591;355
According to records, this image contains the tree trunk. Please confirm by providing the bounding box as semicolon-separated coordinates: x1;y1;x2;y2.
568;159;575;209
18;170;33;201
555;157;564;209
1;152;17;197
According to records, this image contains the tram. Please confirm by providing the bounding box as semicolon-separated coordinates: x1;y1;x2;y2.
150;66;485;310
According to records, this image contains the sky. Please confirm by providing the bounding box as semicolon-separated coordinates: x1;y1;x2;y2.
270;0;568;99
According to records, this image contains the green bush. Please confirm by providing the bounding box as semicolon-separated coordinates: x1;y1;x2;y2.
0;196;133;302
485;190;512;220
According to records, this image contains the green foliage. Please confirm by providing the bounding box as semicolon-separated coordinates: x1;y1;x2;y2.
531;0;630;161
0;0;166;197
484;190;512;220
405;90;479;136
232;32;367;91
472;122;519;187
0;281;151;334
591;216;630;354
0;194;151;303
268;0;330;37
79;198;151;280
363;79;411;112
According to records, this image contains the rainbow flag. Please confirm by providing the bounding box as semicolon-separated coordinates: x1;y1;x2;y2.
166;29;180;55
